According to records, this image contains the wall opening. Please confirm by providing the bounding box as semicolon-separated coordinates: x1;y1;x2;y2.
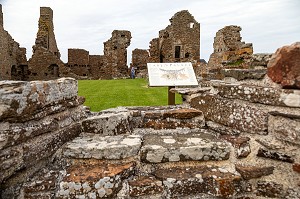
175;46;181;58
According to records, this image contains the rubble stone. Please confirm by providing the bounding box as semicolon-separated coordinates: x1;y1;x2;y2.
235;164;274;180
256;181;284;198
257;148;294;163
140;133;230;163
220;68;266;80
220;135;251;158
267;42;300;89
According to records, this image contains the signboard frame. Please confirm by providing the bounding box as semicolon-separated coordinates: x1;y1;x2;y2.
147;62;198;105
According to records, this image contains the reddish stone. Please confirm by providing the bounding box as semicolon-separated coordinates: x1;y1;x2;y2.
235;164;274;180
221;135;251;158
257;148;294;163
267;42;300;89
293;163;300;173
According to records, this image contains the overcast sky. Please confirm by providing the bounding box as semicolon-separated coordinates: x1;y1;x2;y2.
1;0;299;63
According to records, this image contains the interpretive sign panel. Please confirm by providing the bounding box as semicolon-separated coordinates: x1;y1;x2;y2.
147;62;198;86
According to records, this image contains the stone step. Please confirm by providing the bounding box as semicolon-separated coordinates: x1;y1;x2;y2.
63;134;142;160
140;133;230;163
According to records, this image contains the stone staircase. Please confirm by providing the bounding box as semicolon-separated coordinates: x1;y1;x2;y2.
51;107;248;199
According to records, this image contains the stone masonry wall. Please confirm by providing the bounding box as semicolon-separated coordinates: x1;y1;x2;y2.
1;76;299;198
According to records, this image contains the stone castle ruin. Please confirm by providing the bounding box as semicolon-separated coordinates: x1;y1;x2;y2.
1;4;300;199
1;41;300;197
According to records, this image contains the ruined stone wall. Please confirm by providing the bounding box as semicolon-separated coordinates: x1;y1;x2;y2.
131;48;149;70
0;4;28;81
148;38;160;63
67;49;90;77
149;10;200;66
207;25;253;70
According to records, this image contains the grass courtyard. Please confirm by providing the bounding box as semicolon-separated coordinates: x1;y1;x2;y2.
78;78;182;111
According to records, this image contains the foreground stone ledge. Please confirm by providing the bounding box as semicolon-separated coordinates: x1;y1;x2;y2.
56;160;135;198
153;166;246;198
0;78;80;122
190;94;268;134
63;134;142;160
140;133;230;163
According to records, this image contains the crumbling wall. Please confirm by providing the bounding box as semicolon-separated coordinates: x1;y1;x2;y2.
149;10;200;67
28;7;68;81
208;25;253;70
104;30;131;78
0;4;28;81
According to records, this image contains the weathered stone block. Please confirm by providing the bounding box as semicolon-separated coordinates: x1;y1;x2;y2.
140;133;230;163
257;148;294;163
63;134;142;160
267;42;300;89
141;108;205;129
269;115;300;145
292;163;300;173
0;78;80;122
235;164;274;180
23;123;81;167
154;166;246;198
256;181;284;198
128;176;164;197
56;160;135;198
214;83;300;108
82;111;132;135
190;94;268;134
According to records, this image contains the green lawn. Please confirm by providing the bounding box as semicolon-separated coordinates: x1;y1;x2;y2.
78;78;182;111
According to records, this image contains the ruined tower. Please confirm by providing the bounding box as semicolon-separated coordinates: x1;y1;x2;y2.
104;30;131;78
33;7;60;58
207;25;253;70
149;10;200;66
28;7;66;80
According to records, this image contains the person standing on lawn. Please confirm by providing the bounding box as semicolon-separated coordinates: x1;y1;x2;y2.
131;66;135;79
